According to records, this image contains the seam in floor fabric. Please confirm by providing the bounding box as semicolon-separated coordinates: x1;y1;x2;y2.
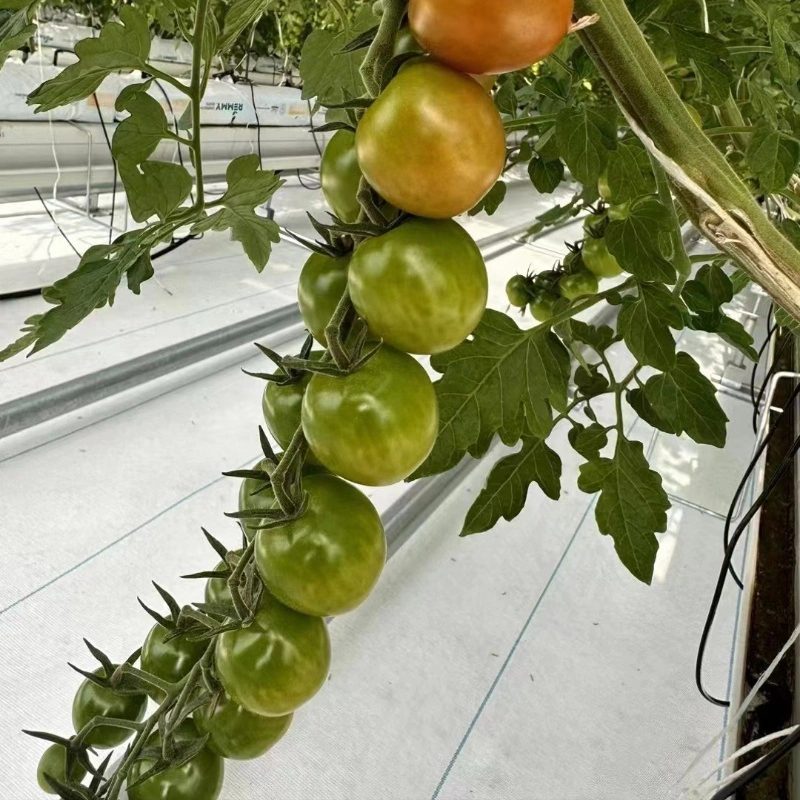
0;453;260;618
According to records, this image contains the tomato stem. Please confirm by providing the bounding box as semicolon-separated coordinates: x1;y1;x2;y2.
360;0;407;97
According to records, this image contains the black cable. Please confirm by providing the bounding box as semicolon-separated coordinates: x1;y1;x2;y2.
696;411;800;707
33;187;81;256
151;234;198;261
247;79;264;167
750;307;777;412
708;724;800;800
296;169;321;190
90;90;116;244
723;376;800;587
752;334;793;432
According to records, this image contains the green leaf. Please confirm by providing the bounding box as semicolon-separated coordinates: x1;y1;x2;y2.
695;263;734;306
568;320;615;353
578;437;669;584
768;3;800;84
774;307;800;336
0;233;157;360
687;312;757;361
528;157;564;194
299;6;376;104
618;282;684;370
412;310;571;479
603;141;656;204
462;438;562;536
569;423;608;460
643;352;728;446
469;181;507;216
0;0;38;64
28;7;152;111
190;155;283;270
626;388;679;435
120;161;193;223
112;84;173;165
605;198;677;283
219;0;275;51
780;220;800;251
574;364;610;398
555;105;617;187
670;24;734;105
746;122;800;193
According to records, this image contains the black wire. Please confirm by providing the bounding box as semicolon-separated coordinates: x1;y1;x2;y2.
150;234;198;261
752;334;793;432
247;79;264;167
90;91;116;244
708;724;800;800
296;169;321;190
695;401;800;707
150;78;195;207
33;187;81;256
750;311;777;412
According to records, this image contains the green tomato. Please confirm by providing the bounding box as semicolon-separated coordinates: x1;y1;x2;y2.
215;594;331;717
530;292;560;322
127;721;223;800
506;275;530;308
298;252;350;346
195;692;292;761
321;129;362;224
140;624;207;689
72;669;147;749
348;218;488;355
559;270;599;301
205;558;233;608
582;237;623;279
37;744;86;794
302;346;438;486
256;474;385;617
263;376;311;451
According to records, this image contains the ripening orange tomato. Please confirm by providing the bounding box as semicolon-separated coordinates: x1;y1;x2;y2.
409;0;574;75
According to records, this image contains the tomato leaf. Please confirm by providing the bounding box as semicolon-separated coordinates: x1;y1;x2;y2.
555;105;618;187
0;0;38;64
112;83;175;165
643;352;728;447
528;157;565;194
569;423;609;461
603;141;656;204
219;0;275;52
411;310;570;479
27;7;152;111
670;24;733;105
462;438;562;536
120;162;194;223
469;181;507;216
746;122;800;193
190;155;283;271
578;437;669;584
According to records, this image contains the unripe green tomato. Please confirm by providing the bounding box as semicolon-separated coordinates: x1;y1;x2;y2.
582;237;623;278
583;212;605;233
127;721;223;800
195;692;292;760
321;129;362;224
263;375;311;451
215;594;331;717
530;292;560;322
205;557;237;608
37;745;86;794
348;218;488;355
256;474;386;616
559;270;599;301
298;252;350;346
72;669;147;749
140;623;206;690
302;346;438;486
506;275;530;308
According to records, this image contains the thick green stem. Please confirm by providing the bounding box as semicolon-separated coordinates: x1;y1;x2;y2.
574;0;800;319
189;0;212;209
650;156;691;278
360;0;406;97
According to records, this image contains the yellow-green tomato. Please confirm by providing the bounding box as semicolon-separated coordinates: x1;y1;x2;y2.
530;292;560;322
263;376;311;451
302;346;438;486
37;745;86;794
321;130;362;223
72;669;147;749
298;252;350;346
127;721;223;800
348;218;488;355
582;237;623;278
255;474;386;616
559;270;599;301
215;594;331;717
194;692;292;760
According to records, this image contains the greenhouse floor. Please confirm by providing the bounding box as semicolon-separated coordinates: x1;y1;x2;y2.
0;177;768;799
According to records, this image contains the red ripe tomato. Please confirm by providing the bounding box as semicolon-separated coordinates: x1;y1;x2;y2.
409;0;574;75
356;60;506;219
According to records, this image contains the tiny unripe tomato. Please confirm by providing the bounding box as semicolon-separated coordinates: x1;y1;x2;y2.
583;237;623;279
348;218;488;355
127;721;223;800
321;130;362;224
298;252;350;346
195;692;292;760
530;292;560;322
215;594;331;717
356;60;506;219
205;558;233;608
256;474;386;616
263;376;311;451
506;275;531;308
37;744;86;794
302;346;438;486
140;623;206;689
409;0;574;75
559;270;599;301
72;669;147;749
583;212;605;233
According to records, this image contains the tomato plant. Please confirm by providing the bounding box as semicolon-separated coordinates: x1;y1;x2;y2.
302;346;439;486
215;593;331;717
356;60;506;218
348;218;488;354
